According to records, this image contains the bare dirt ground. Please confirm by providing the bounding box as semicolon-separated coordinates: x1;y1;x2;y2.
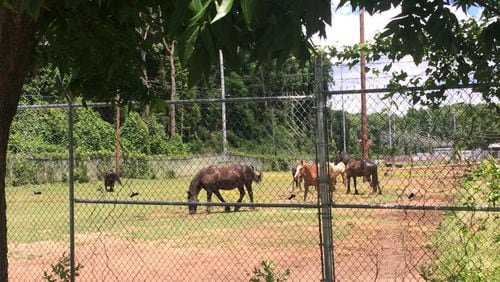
9;165;465;281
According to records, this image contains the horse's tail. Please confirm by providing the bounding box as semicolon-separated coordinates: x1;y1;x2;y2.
371;166;382;194
115;174;122;185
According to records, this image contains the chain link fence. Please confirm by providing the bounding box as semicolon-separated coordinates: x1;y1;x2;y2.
6;86;499;281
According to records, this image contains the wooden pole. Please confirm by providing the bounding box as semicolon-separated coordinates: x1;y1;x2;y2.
360;7;369;159
115;92;121;175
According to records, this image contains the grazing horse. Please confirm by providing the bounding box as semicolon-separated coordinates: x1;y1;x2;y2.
335;151;381;195
328;162;347;190
104;170;122;192
187;164;262;214
291;161;304;192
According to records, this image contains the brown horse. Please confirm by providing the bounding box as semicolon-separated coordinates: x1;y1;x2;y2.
335;151;381;195
187;164;262;214
293;161;317;201
104;170;122;192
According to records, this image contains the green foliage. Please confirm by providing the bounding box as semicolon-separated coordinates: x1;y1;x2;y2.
9;108;68;154
464;157;499;207
162;169;176;179
420;212;499;281
74;108;115;152
420;157;500;280
10;159;42;186
42;253;83;282
121;155;154;179
248;260;290;282
121;112;150;154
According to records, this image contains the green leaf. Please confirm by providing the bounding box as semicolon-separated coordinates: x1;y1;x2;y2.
177;24;200;64
167;0;193;35
240;0;255;27
211;0;234;24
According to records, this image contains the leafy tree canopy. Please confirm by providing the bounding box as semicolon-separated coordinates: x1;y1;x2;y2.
334;0;499;104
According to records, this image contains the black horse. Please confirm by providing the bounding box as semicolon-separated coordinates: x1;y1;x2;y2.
104;170;122;192
187;164;262;214
335;151;381;195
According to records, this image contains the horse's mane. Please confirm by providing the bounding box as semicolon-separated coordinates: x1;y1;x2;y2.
188;166;209;197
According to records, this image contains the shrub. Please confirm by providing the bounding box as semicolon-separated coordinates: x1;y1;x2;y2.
162;169;176;179
43;252;83;282
11;159;42;186
248;260;290;282
121;155;154;179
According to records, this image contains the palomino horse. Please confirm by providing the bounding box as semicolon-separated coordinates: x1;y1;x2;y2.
187;164;262;214
328;162;347;190
293;161;345;201
335;151;381;195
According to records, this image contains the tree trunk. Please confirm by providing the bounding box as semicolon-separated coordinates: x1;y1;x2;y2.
163;39;176;137
0;7;36;279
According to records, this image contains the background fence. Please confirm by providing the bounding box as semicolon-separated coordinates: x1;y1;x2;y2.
6;84;499;281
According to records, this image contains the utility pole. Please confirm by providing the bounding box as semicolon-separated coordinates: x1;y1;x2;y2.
340;64;347;152
360;7;369;159
219;50;227;162
115;92;121;175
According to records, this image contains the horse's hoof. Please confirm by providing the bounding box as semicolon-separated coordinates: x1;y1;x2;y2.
224;207;231;212
234;207;240;212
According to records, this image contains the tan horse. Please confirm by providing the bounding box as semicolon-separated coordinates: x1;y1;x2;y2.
293;161;344;201
328;162;347;191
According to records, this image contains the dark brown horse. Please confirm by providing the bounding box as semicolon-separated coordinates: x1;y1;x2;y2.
187;164;262;214
335;151;381;195
104;170;122;192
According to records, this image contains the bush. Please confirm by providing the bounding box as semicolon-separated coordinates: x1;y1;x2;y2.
43;252;83;282
11;159;42;186
162;169;176;179
121;155;154;179
248;260;290;282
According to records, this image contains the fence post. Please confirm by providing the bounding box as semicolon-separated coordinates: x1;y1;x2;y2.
315;56;335;281
67;98;76;282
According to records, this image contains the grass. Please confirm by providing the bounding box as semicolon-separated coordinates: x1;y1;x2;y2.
6;167;464;245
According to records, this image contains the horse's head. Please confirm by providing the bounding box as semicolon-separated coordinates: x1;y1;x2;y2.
335;151;349;164
187;190;198;214
293;160;305;181
250;165;263;183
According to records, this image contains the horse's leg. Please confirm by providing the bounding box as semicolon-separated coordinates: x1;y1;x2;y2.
212;189;230;212
303;184;309;202
235;185;246;212
346;175;351;194
246;184;255;210
206;190;213;214
353;176;359;195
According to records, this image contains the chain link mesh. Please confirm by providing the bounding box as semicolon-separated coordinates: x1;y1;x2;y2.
6;86;499;281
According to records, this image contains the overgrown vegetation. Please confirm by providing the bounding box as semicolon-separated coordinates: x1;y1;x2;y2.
42;253;83;282
248;260;290;282
420;157;500;280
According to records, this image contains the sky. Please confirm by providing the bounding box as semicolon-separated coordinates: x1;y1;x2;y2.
311;2;488;115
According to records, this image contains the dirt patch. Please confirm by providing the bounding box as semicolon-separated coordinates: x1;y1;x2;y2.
9;165;467;281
